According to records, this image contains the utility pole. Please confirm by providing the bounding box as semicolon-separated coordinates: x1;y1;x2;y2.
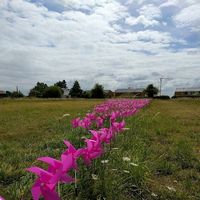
159;77;170;96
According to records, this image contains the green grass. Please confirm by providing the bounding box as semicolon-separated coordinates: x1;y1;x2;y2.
0;99;200;199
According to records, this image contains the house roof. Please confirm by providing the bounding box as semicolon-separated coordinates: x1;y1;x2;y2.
175;87;200;92
104;90;113;93
115;88;145;93
0;90;6;94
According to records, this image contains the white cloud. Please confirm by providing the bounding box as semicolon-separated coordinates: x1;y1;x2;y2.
173;4;200;32
125;15;159;27
0;0;199;96
139;4;161;19
125;4;161;27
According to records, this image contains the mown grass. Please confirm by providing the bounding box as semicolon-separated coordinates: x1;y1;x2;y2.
0;99;200;200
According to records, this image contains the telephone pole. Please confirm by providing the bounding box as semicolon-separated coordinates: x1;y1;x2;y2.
159;77;170;96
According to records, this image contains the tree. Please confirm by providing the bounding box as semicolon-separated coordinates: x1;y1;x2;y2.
91;83;105;98
54;80;67;89
11;91;24;98
145;84;158;98
82;90;91;98
69;81;82;97
6;91;12;97
43;86;62;98
29;82;48;98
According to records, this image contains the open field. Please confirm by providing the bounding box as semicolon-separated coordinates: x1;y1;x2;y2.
0;99;200;199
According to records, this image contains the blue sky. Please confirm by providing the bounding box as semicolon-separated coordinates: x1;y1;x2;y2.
0;0;200;95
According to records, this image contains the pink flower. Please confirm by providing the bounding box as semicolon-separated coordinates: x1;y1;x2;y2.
37;154;74;183
96;117;104;128
82;139;103;165
79;117;92;129
26;167;60;200
90;129;113;144
112;120;126;133
71;118;80;128
63;140;83;169
86;113;96;121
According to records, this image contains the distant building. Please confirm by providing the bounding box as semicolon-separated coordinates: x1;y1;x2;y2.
104;90;114;98
174;87;200;98
61;88;70;98
115;88;145;98
0;90;6;98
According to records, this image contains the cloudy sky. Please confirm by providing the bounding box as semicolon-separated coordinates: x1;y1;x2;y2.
0;0;200;95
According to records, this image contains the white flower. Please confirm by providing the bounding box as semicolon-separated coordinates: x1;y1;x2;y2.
62;113;70;117
151;192;157;197
130;162;138;167
166;186;176;192
81;136;87;140
123;157;131;162
101;160;109;164
123;170;130;174
123;128;130;130
91;174;98;180
112;148;119;150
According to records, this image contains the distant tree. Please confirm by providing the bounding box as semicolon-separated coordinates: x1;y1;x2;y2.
82;90;91;98
29;82;48;98
69;81;82;97
43;86;62;98
11;91;24;98
6;91;12;97
145;84;159;98
54;80;67;89
91;83;105;98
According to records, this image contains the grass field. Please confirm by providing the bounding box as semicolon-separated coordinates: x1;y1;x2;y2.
0;99;200;199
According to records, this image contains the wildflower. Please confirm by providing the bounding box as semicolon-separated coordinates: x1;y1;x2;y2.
123;128;130;131
91;174;98;180
81;136;87;140
112;147;119;150
123;157;131;162
0;196;5;200
62;113;70;117
151;192;157;197
101;160;109;164
123;170;130;174
130;162;138;167
166;186;176;192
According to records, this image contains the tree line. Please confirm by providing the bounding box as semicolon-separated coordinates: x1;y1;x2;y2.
4;80;160;98
28;80;105;98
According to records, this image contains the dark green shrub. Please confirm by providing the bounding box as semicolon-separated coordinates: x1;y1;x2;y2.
43;86;62;98
11;91;24;98
91;84;105;98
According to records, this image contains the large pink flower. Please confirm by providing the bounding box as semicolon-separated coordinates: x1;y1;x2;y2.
26;167;60;200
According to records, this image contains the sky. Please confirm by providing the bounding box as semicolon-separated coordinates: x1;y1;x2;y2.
0;0;200;96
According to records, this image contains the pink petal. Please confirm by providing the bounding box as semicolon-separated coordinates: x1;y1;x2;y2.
31;179;42;200
38;157;62;168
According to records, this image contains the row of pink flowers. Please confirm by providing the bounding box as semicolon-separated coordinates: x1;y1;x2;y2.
26;99;150;200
